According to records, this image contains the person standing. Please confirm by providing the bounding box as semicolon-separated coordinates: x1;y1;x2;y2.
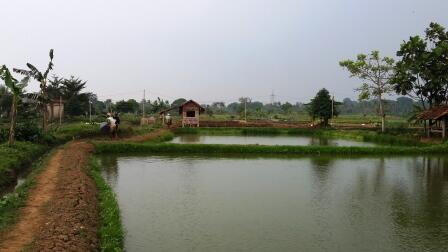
106;113;117;139
113;112;120;137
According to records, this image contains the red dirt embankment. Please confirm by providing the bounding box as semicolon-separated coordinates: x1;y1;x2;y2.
0;141;98;252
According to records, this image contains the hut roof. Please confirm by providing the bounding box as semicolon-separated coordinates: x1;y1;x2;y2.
158;100;205;115
417;106;448;120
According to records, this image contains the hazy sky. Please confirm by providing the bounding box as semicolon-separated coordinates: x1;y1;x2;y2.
1;0;447;104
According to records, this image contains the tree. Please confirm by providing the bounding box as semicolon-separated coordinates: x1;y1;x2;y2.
0;66;30;146
14;49;54;131
340;51;394;132
281;102;293;114
59;76;90;116
171;98;187;107
116;99;140;113
392;23;448;109
47;75;64;100
307;88;336;126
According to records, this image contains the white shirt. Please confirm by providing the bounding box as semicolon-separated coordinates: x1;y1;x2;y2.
107;116;116;126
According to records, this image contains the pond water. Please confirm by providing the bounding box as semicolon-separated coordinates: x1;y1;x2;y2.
100;155;448;252
170;134;379;147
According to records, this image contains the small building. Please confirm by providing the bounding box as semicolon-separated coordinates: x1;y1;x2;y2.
417;106;448;138
159;100;205;127
47;100;64;122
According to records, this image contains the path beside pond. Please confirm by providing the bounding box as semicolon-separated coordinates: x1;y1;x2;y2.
0;141;98;252
0;128;169;251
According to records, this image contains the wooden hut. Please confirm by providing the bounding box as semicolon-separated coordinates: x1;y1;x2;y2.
159;100;205;127
417;106;448;138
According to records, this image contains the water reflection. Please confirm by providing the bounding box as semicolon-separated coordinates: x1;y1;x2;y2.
100;155;119;188
100;155;448;252
170;134;379;147
390;156;448;251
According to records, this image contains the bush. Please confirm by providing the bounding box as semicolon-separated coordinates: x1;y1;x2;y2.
14;121;42;142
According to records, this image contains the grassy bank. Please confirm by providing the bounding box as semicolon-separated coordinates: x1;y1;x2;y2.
94;142;448;156
86;157;124;251
0;149;54;231
0;142;48;190
52;122;155;141
174;127;422;146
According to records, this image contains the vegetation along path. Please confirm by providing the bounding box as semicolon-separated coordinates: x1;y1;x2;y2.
0;141;98;252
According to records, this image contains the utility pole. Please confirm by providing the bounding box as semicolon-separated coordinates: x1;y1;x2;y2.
270;90;275;105
331;95;334;119
142;89;146;118
89;100;92;123
244;98;247;122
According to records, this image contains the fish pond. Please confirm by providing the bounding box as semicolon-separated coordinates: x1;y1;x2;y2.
169;134;379;147
99;154;448;252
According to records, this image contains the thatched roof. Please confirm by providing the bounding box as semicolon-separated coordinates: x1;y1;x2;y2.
417;106;448;120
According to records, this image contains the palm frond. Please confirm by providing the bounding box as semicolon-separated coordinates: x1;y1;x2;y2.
17;76;30;90
43;61;53;79
13;68;33;77
26;63;44;81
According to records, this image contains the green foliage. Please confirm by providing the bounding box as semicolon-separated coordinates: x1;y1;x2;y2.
307;88;337;126
174;127;421;146
340;51;395;132
0;142;47;189
115;99;139;114
171;98;187;107
94;141;448;156
86;157;124;251
0;149;52;231
392;22;448;108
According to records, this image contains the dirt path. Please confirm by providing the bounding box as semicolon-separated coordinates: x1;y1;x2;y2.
0;141;97;252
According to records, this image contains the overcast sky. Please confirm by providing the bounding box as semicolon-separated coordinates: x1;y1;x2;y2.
1;0;447;104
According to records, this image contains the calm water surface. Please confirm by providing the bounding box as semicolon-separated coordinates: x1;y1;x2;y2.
170;134;378;147
100;155;448;252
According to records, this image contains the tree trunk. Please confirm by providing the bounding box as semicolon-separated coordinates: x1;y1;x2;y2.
8;97;16;146
41;84;48;132
378;95;385;133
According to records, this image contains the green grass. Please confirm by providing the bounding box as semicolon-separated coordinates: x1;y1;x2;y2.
0;142;48;190
173;127;422;146
94;142;448;156
0;149;53;231
86;156;124;252
51;122;157;141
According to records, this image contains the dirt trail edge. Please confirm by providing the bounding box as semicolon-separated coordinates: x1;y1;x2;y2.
0;141;98;252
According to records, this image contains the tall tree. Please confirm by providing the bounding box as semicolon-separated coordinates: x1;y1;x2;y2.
0;66;30;146
340;51;394;132
308;88;337;127
14;49;54;131
392;22;448;109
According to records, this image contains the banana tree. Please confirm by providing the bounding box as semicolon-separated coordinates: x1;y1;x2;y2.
0;65;30;146
14;49;54;132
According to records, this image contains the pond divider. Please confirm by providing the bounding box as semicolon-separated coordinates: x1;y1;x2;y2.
94;142;448;156
86;156;124;252
173;127;423;146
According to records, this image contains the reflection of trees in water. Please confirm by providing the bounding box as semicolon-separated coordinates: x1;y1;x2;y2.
310;157;334;185
100;155;119;187
390;156;448;250
309;137;330;146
